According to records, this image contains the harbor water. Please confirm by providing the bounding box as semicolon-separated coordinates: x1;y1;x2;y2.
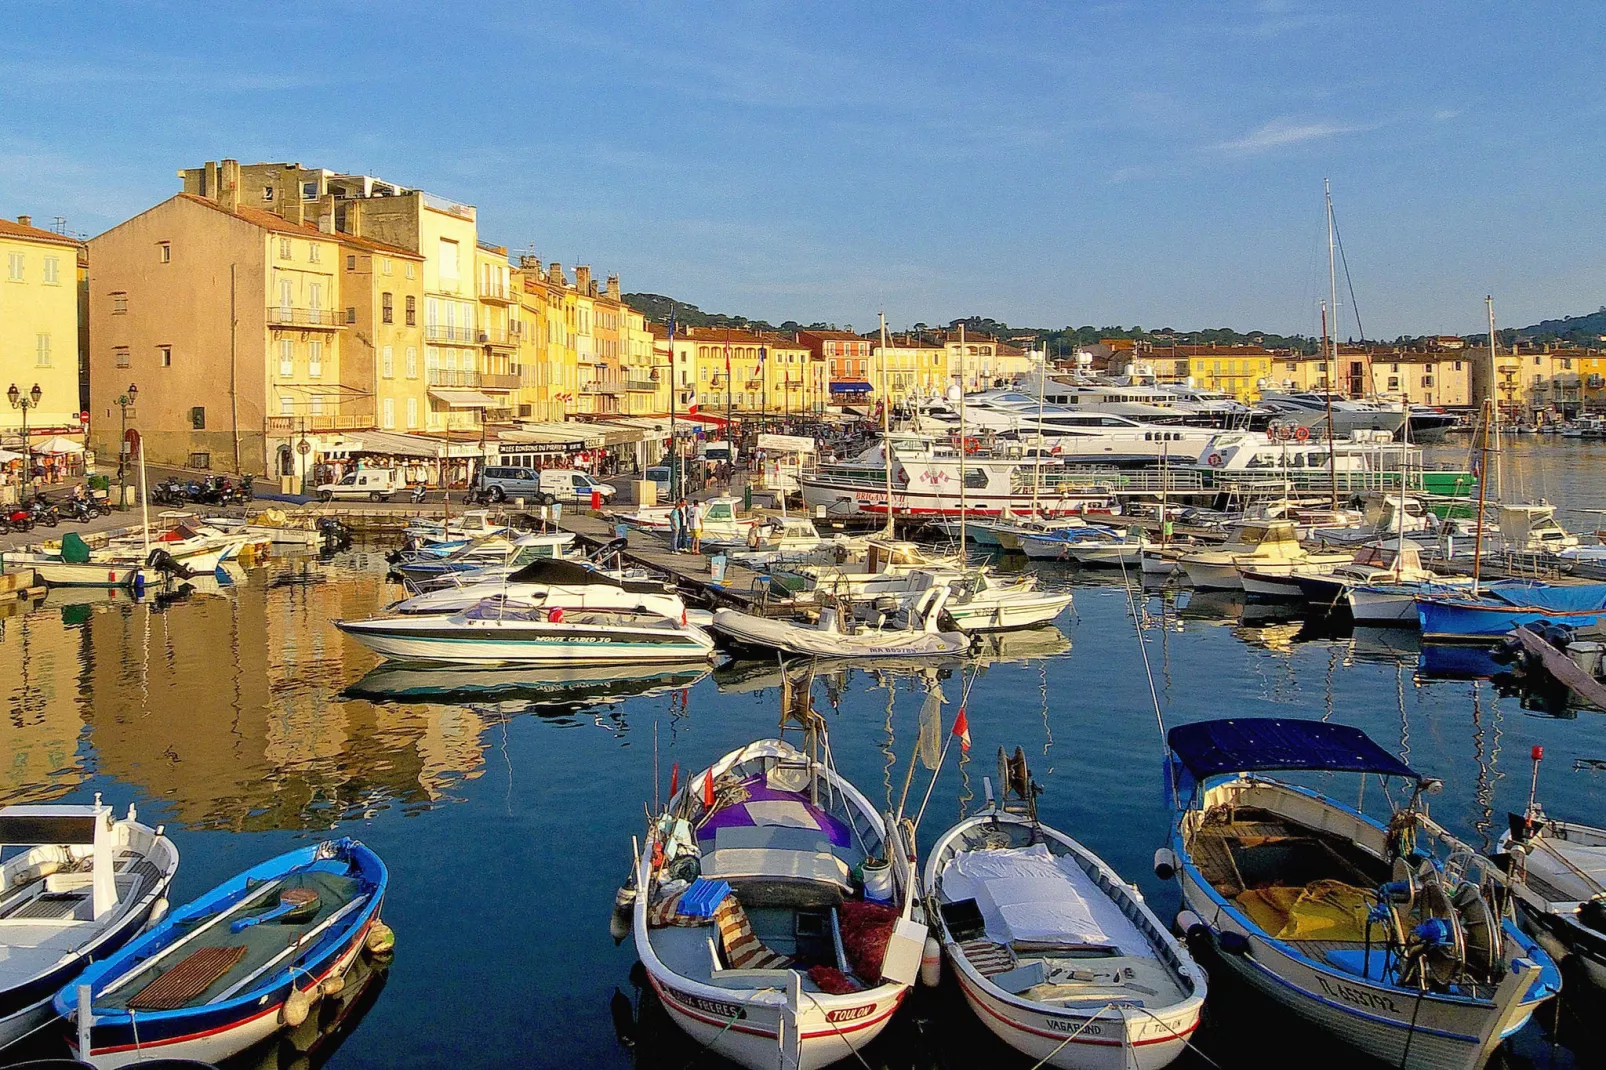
2;437;1604;1069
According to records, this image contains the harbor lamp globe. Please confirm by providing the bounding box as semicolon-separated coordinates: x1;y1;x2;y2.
5;384;16;409
29;383;41;407
127;383;139;404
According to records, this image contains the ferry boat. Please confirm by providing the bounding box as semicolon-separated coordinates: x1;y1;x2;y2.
1189;431;1473;496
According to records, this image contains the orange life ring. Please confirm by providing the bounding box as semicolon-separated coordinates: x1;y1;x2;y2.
1294;425;1311;442
1207;452;1225;468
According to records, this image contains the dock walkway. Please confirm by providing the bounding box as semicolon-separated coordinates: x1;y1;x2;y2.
555;510;767;609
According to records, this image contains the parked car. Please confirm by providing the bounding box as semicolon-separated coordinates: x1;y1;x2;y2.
478;466;615;505
317;469;403;502
645;465;673;499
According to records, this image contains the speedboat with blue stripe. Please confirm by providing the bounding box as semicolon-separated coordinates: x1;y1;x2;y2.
1156;718;1559;1070
57;838;387;1068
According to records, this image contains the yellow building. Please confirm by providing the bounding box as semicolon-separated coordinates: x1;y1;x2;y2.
340;235;426;434
1147;345;1275;402
87;183;348;479
472;242;521;421
1;215;87;465
871;335;949;405
679;327;812;417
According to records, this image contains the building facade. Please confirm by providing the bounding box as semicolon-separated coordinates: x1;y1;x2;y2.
0;215;84;455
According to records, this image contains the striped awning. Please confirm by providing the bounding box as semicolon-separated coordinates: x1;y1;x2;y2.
429;389;500;408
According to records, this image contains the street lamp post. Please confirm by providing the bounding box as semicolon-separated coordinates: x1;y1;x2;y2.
7;383;43;502
115;382;139;510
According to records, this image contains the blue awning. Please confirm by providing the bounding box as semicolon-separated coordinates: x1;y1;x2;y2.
1167;718;1420;780
1487;582;1606;613
830;381;873;394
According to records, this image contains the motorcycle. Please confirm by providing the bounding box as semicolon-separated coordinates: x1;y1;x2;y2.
0;505;34;533
26;497;59;528
62;496;102;522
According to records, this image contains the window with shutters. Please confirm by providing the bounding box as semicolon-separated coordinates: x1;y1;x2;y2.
405;295;416;326
43;256;60;283
405;347;418;378
280;397;293;416
382;292;393;324
382;346;394;378
159;345;172;368
307;282;322;311
279;238;291;260
308;341;323;378
406;397;418;428
382;398;395;428
308;243;320;263
309;395;323;416
279;340;293;378
6;252;22;281
115;346;130;368
35;333;51;367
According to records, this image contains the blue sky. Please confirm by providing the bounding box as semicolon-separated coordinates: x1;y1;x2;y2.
3;2;1602;337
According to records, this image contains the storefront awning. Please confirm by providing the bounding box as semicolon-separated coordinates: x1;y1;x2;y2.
830;381;873;394
341;431;454;458
429;389;501;409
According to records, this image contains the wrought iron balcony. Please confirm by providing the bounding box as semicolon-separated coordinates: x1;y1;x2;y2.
424;324;478;344
267;306;345;329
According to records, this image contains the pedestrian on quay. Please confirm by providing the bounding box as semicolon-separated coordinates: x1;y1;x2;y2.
689;498;704;554
668;498;685;553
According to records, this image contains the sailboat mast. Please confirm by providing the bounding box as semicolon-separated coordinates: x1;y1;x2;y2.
958;323;967;558
880;311;894;537
1472;396;1493;592
1324;180;1340;511
1487;296;1503;501
1031;345;1044;518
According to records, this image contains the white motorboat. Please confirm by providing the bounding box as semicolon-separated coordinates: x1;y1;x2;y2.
0;799;178;1049
1285;539;1443;607
3;533;144;588
927;749;1205;1069
631;689;924;1070
1346;578;1482;626
932;572;1075;632
1161;718;1559;1070
1140;547;1182;577
335;598;716;666
1180;520;1349;591
776;540;962;600
208;510;324;548
711;585;970;659
389;557;711;626
404;509;509;544
1499;812;1606;991
728;515;843;570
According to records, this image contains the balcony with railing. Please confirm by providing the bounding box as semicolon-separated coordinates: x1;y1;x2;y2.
424;324;478;344
478;327;516;349
267;306;345;329
426;368;481;387
479;373;522;390
626;378;658;392
266;414;374;433
581;381;626;396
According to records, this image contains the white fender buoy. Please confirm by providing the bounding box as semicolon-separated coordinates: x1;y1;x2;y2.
281;986;314;1028
1176;910;1206;941
1153;848;1177;882
365;921;395;955
920;936;943;987
146;897;169;929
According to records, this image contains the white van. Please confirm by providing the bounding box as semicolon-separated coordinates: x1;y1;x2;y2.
317;469;403;502
698;440;740;463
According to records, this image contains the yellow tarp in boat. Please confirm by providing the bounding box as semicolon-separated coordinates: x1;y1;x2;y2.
1236;880;1372;942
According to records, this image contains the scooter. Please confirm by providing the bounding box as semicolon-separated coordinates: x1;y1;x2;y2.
409;484;428;504
26;497;59;528
0;505;34;533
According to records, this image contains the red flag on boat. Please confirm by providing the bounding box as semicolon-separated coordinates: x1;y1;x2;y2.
702;768;716;808
669;762;679;796
951;707;971;753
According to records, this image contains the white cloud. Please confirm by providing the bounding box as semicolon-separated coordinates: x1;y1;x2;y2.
1213;117;1371;153
1433;109;1461;121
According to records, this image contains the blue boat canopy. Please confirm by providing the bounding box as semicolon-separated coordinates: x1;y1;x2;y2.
1167;718;1420;780
1486;582;1606;613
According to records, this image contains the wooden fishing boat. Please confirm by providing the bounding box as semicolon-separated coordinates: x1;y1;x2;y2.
58;838;389;1069
1159;718;1559;1070
926;749;1205;1069
1416;582;1606;642
0;800;178;1050
631;679;925;1070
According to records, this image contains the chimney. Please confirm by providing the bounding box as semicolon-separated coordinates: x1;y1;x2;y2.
16;215;31;229
606;274;620;300
220;158;242;212
317;193;337;234
575;265;591;292
547;261;567;287
519;254;541;272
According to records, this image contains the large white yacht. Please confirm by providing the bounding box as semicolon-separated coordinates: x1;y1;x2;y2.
1256;391;1407;437
917;389;1216;463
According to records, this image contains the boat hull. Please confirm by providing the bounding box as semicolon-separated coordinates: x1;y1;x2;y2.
16;560;141;588
1416;600;1606;641
1239;569;1308;599
1177;861;1548;1070
336;617;715;665
711;609;970;658
1180;558;1244;591
944;592;1074;631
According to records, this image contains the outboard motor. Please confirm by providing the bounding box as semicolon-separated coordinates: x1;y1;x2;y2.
145;548;197;580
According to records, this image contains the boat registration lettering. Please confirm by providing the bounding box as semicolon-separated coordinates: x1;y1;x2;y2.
1316;975;1398;1014
1047;1017;1103;1036
826;1003;876;1024
666;986;746;1021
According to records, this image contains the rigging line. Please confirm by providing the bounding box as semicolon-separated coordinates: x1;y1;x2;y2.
1330;205;1367;343
1115;552;1173;800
